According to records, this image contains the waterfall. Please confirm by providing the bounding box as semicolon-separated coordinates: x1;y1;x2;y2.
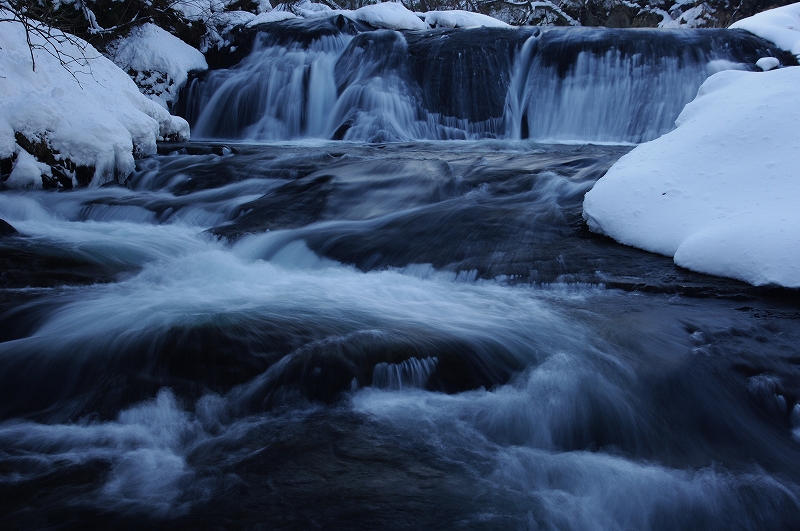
372;356;439;390
185;33;348;140
179;20;789;143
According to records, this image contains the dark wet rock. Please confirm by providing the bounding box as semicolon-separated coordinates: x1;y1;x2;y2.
250;14;370;49
211;174;336;240
405;28;528;123
0;219;18;237
0;241;122;290
228;329;523;412
45;165;73;190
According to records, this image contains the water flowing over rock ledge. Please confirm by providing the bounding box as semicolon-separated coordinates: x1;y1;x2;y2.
177;18;793;143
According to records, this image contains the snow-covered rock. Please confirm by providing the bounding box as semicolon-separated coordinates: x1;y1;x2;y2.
6;149;48;189
205;10;259;49
106;23;208;109
0;11;189;188
421;10;510;28
756;56;780;70
583;66;800;288
169;1;259;50
170;0;240;21
284;0;335;18
349;2;428;31
730;2;800;58
246;10;299;27
0;118;14;160
194;1;513;32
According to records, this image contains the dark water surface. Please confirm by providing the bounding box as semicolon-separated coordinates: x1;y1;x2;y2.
1;141;799;529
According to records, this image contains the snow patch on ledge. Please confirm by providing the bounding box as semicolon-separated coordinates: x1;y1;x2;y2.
0;11;189;187
730;2;800;57
265;2;509;31
583;66;800;288
349;2;428;31
246;10;298;27
106;23;208;109
421;10;510;28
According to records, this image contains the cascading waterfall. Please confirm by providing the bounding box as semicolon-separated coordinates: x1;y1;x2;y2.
187;33;348;140
372;356;439;390
504;31;733;142
180;19;788;143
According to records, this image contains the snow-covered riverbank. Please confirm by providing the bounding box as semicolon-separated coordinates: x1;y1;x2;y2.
0;11;191;188
583;3;800;288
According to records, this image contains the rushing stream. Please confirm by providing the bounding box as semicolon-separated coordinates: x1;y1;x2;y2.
2;17;800;530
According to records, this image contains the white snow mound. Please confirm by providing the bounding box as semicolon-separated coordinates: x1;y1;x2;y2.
0;11;189;187
730;2;800;57
7;149;48;189
348;2;427;31
756;56;780;70
106;23;208;108
422;10;509;28
583;67;800;288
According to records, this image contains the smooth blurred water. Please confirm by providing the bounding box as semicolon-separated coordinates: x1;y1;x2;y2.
1;142;799;529
4;18;799;528
180;21;789;143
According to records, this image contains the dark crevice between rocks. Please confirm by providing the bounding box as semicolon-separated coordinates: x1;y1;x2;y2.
0;154;14;183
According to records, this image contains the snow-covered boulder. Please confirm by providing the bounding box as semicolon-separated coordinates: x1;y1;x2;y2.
106;23;208;109
0;11;189;188
583;66;800;288
656;4;716;28
730;2;800;58
205;10;260;50
282;0;335;18
246;10;299;27
0;118;14;161
348;2;428;31
421;10;510;28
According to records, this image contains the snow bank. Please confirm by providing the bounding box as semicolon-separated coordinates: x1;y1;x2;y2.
583;67;800;288
106;23;208;109
730;2;800;57
422;10;510;28
0;12;189;187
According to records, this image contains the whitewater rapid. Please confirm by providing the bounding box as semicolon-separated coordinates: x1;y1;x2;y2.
1;142;799;528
